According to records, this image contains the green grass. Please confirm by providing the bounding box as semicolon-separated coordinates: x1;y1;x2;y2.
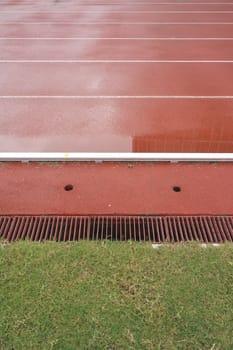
1;241;233;350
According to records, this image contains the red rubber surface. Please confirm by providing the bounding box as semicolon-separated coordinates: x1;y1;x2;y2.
2;62;233;95
2;12;233;22
0;1;232;216
1;99;232;152
1;23;233;38
0;162;232;215
0;0;233;153
1;40;233;60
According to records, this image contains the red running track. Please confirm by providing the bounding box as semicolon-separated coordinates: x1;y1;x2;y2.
1;39;233;60
1;12;233;22
1;98;232;152
0;0;232;215
1;23;233;38
0;0;232;153
1;62;233;95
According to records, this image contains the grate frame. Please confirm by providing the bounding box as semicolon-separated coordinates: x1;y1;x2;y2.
0;215;233;243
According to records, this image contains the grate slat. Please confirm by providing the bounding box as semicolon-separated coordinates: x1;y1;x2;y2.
206;216;219;243
167;217;174;241
215;217;228;241
0;215;232;243
1;218;12;240
164;218;170;242
226;217;233;238
220;217;233;242
7;217;19;241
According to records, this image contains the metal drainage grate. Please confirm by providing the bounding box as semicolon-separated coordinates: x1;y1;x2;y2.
0;216;233;243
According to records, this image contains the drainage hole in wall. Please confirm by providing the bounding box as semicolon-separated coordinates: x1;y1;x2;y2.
64;184;74;191
173;186;181;192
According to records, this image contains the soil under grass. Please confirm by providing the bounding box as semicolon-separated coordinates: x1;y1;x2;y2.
0;241;233;350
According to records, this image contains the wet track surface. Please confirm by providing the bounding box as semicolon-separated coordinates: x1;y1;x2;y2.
0;0;233;153
0;0;232;217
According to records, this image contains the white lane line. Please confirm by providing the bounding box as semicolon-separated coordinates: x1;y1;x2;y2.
1;10;233;13
1;22;233;24
0;96;233;99
1;60;233;63
0;37;233;40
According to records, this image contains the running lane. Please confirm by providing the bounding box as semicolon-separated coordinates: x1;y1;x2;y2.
1;23;233;38
1;39;233;60
1;12;233;22
1;99;232;152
